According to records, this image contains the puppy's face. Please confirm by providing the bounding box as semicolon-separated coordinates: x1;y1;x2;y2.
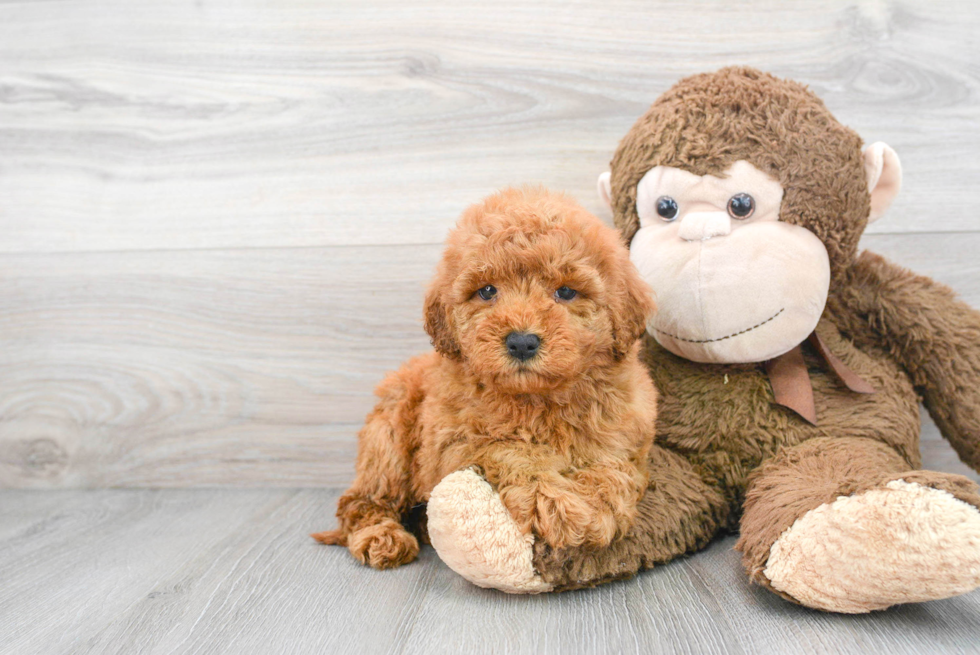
453;237;612;394
425;189;654;394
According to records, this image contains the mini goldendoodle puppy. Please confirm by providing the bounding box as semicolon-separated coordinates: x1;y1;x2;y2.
313;187;658;570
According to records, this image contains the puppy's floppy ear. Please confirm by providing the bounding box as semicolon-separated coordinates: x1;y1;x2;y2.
610;254;655;360
423;281;463;361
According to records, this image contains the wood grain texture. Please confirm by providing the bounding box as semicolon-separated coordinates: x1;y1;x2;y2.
1;233;978;488
0;0;978;489
0;0;979;254
0;234;977;488
0;488;977;655
0;245;437;487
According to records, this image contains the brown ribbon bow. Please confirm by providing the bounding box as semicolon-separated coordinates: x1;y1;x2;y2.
763;332;875;425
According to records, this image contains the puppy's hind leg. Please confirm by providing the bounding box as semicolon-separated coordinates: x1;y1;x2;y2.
312;375;422;569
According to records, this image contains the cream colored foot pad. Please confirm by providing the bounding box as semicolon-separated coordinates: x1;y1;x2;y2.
765;480;980;613
427;469;553;594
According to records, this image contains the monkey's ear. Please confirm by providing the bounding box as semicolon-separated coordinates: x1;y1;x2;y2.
597;172;613;211
423;284;462;361
863;142;902;223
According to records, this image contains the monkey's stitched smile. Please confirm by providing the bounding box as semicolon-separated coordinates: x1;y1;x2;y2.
652;308;785;344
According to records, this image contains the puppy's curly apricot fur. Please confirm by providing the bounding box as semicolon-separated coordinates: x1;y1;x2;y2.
313;187;658;569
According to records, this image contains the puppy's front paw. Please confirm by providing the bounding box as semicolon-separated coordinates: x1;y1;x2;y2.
347;519;419;570
500;483;615;550
570;467;641;543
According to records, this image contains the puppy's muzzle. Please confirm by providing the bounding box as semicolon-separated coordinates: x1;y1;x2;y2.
505;332;541;362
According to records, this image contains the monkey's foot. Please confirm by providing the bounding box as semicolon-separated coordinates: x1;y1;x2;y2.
427;468;553;594
764;480;980;613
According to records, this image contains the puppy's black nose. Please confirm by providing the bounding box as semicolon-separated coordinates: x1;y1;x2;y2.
505;332;541;362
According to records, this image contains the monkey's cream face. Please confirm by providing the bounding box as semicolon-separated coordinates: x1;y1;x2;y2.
629;160;831;364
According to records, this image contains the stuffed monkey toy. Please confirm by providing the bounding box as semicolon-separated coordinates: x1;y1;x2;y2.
426;67;980;613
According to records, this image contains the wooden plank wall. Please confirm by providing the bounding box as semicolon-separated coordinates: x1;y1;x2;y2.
1;0;978;488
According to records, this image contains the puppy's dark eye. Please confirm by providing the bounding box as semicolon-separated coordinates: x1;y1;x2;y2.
656;196;678;221
555;286;577;301
477;285;497;301
727;193;755;219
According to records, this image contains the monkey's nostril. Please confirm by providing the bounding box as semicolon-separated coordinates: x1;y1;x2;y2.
505;332;541;362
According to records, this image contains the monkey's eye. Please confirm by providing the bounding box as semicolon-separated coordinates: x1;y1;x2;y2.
656;196;679;221
555;286;577;301
476;285;497;301
727;193;755;219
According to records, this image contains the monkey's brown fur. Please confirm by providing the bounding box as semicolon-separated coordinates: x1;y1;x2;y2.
529;68;980;598
313;187;658;569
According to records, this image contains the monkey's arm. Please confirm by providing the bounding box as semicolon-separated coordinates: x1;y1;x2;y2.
830;250;980;471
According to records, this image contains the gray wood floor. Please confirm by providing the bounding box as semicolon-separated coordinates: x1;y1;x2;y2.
1;488;978;655
2;0;980;652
